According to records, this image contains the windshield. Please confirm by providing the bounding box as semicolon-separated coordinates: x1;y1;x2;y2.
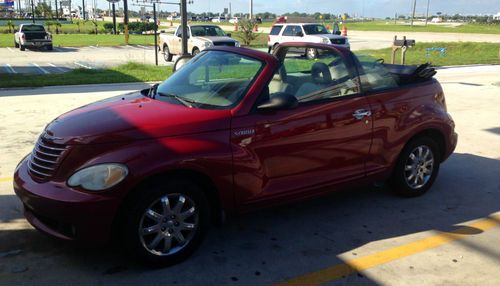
156;51;264;109
21;25;45;32
191;26;227;37
302;24;330;35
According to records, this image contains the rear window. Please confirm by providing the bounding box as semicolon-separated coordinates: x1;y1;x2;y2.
21;25;45;32
270;25;283;35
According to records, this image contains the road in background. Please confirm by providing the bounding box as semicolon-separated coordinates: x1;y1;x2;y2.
0;65;499;285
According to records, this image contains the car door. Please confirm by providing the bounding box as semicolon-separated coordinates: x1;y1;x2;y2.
280;25;302;43
231;46;373;206
172;26;191;54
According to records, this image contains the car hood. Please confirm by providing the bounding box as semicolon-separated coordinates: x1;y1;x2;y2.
45;92;231;145
199;36;236;42
311;34;346;40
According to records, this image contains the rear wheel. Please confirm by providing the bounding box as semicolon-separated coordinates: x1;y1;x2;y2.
121;179;209;267
192;47;200;56
389;137;441;197
163;44;173;62
47;45;53;51
305;48;317;59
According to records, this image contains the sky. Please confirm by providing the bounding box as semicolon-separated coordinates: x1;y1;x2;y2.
91;0;499;18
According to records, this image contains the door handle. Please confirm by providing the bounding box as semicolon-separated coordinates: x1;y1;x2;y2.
352;109;372;120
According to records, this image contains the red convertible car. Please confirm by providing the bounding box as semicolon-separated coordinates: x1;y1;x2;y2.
14;43;457;266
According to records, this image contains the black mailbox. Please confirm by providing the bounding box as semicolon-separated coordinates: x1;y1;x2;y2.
393;36;416;47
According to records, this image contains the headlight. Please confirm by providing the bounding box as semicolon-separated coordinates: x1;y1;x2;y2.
68;163;128;191
235;41;240;47
204;42;213;48
322;38;330;44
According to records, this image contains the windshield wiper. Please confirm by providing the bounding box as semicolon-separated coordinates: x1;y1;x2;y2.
157;92;195;108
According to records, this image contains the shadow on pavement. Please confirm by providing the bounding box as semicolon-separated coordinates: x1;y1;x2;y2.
0;153;498;285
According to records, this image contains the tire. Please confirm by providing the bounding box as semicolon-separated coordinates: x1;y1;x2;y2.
14;41;19;48
163;44;173;62
20;44;25;51
47;45;53;51
305;48;317;59
121;179;209;267
192;48;200;56
389;136;441;197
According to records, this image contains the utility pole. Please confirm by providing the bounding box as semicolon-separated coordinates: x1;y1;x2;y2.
112;2;116;33
425;0;430;26
82;0;85;19
410;0;417;27
55;0;59;19
31;0;35;23
181;0;187;55
123;0;129;44
153;2;158;65
249;0;252;19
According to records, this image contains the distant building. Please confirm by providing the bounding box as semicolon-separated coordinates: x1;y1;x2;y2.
493;13;500;20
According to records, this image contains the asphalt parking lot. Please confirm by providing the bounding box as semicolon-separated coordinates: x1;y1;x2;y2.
0;45;169;74
0;65;499;285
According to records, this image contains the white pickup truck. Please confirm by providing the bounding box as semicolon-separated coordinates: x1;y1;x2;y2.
268;23;349;58
159;24;240;62
14;23;53;51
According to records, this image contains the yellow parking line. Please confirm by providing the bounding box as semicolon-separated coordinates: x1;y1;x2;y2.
276;213;500;286
0;177;13;183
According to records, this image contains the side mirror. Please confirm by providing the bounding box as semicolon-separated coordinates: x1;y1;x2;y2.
257;92;298;111
295;31;304;37
226;33;231;37
173;55;194;72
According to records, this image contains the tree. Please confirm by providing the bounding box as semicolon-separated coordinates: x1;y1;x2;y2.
91;19;98;34
35;2;52;18
237;18;258;46
6;20;15;34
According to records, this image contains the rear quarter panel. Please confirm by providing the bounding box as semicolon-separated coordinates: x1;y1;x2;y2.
365;80;455;178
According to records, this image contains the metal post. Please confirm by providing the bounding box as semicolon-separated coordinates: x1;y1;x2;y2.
181;0;188;55
123;0;129;44
425;0;430;26
82;0;85;19
55;0;59;19
112;3;116;34
410;0;416;27
31;0;35;23
153;2;158;66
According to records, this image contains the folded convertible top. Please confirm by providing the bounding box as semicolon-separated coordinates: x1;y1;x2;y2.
384;63;437;85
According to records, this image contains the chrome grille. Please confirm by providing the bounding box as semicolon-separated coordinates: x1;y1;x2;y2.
28;137;67;180
330;38;346;45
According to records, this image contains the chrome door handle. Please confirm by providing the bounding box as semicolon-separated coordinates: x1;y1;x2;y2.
352;109;372;120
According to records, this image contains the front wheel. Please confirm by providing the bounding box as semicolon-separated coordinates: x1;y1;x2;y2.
121;179;209;267
389;137;441;197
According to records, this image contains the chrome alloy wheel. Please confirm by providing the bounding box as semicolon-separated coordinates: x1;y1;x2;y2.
139;193;199;256
404;145;434;189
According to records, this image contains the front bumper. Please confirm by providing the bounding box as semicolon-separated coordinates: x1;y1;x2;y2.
13;158;120;245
